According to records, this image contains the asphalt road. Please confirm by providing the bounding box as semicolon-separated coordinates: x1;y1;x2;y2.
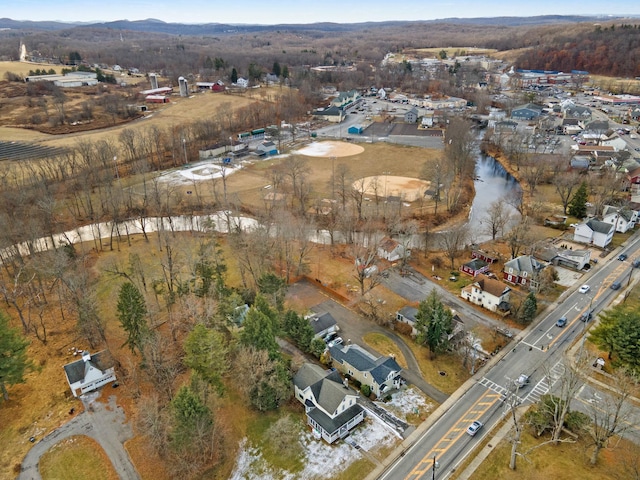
376;232;640;480
19;393;138;480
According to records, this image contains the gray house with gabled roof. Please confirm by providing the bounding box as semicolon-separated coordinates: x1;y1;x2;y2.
293;363;364;444
511;103;543;120
328;343;402;397
396;306;419;336
63;350;116;397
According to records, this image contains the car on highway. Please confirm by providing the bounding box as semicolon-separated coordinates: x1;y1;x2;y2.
556;317;567;327
611;281;621;290
633;259;640;268
466;420;483;436
578;284;591;294
618;253;628;261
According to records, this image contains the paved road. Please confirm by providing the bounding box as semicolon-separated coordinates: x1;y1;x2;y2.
371;232;640;480
19;393;139;480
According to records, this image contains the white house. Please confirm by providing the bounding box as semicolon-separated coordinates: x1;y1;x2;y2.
234;77;249;88
293;363;364;444
377;237;409;262
396;306;419;336
573;219;615;248
602;205;637;233
63;350;116;398
461;274;511;313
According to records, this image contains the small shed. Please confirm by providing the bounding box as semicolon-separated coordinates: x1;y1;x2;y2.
460;259;490;277
348;124;364;135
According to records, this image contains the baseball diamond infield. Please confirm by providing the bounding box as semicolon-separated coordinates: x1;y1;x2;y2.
353;175;431;202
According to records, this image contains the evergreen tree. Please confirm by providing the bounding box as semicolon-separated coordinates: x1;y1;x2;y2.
203;56;214;70
281;65;289;79
272;61;281;77
184;324;229;394
519;292;538;325
611;310;640;374
169;385;213;453
568;182;588;218
415;290;454;358
589;308;619;359
282;310;314;352
116;282;148;355
0;312;34;402
240;306;280;357
231;67;238;83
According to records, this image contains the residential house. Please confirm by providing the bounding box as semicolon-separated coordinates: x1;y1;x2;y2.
404;107;419;124
503;255;544;290
308;312;339;339
396;306;419;336
564;105;592;121
331;90;360;108
63;350;116;398
461;274;511;313
377;237;409;262
234;77;249;88
460;259;490;277
573;219;615;248
602;205;637;233
631;107;640;121
329;343;402;398
293;363;364;444
511;103;543;121
421;112;434;128
562;118;583;136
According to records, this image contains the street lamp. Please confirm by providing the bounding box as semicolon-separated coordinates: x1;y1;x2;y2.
432;455;439;480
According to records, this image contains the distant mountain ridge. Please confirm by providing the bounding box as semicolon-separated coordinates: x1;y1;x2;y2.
0;15;632;35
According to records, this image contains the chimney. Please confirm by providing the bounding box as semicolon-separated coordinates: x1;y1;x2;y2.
81;351;91;362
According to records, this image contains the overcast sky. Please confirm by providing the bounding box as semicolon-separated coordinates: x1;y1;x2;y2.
6;0;639;24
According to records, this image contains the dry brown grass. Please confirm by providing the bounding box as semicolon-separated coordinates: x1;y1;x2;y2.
363;333;408;369
39;435;119;480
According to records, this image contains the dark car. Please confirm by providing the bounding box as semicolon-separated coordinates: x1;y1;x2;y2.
581;310;593;322
633;259;640;268
618;254;628;261
611;281;621;290
556;317;568;327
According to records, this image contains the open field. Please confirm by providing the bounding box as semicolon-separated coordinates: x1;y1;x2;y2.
0;60;60;78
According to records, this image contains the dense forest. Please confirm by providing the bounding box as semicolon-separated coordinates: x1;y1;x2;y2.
517;23;640;77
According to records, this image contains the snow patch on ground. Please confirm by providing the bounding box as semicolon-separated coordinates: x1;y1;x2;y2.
229;416;398;479
378;386;435;421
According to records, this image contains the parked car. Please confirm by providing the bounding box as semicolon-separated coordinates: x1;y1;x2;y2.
327;337;343;348
324;332;338;343
556;317;567;327
578;284;591;294
466;420;483;436
618;253;628;261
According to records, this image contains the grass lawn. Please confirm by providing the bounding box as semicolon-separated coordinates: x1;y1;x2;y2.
460;429;637;480
363;332;408;369
40;436;118;480
399;336;471;395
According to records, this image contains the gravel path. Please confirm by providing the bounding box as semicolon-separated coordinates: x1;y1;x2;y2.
19;392;139;480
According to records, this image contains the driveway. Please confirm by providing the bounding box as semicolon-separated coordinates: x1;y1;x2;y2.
19;392;139;480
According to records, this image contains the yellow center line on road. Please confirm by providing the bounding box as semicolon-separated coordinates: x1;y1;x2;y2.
404;389;502;479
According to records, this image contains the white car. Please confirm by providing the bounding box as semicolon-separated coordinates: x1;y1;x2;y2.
466;420;483;436
578;284;591;294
